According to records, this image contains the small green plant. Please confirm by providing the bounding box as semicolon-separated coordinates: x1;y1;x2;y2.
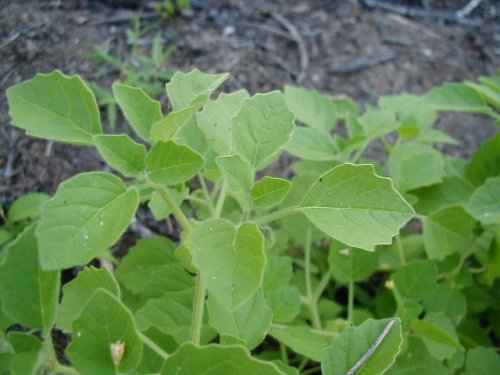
90;17;175;129
1;68;499;374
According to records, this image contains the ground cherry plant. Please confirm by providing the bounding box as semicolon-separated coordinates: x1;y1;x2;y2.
0;69;498;375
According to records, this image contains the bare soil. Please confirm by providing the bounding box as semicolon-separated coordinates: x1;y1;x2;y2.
0;0;499;205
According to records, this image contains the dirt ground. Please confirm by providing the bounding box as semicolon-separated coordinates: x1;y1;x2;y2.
1;0;499;207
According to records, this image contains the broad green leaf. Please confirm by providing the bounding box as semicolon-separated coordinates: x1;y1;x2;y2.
271;361;300;375
7;332;43;375
67;289;143;375
147;141;204;185
0;225;59;330
251;177;291;209
150;99;204;142
334;98;358;119
300;163;414;250
416;128;459;145
328;240;380;283
285;127;338;161
160;343;286;375
94;134;147;177
133;328;178;375
216;154;254;211
360;108;400;139
385;336;448;375
37;172;139;270
197;90;250;155
466;177;500;225
6;70;101;145
379;93;437;129
56;267;120;332
135;290;207;344
423;82;491;114
423;283;467;325
391;260;438;302
113;83;162;141
147;187;186;221
411;177;474;214
263;255;294;292
7;192;49;223
265;286;301;323
389;143;445;192
422;206;474;260
207;289;272;349
464;347;500;375
188;220;266;309
270;325;335;362
322;318;402;375
166;69;229;111
284;85;337;131
115;237;194;296
465;133;500;186
465;81;500;108
232;92;295;168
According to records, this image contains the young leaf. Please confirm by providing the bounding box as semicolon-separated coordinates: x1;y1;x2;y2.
422;206;474;260
160;343;286;375
466;177;500;225
389;143;445;192
285;127;338;161
56;267;120;332
166;69;229;111
232;91;295;169
391;260;438;302
187;220;266;309
465;133;500;186
215;154;254;211
6;192;49;223
423;82;491;114
113;83;162;141
6;332;43;375
67;289;143;375
6;70;102;145
251;177;291;209
94;134;147;177
149;102;201;142
269;325;335;362
207;289;272;349
283;85;337;131
197;90;250;155
328;241;380;283
300;163;414;250
0;225;59;330
321;318;402;375
37;172;139;270
147;141;204;185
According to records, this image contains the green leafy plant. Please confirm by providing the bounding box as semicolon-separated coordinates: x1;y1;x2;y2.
90;17;175;130
1;68;499;374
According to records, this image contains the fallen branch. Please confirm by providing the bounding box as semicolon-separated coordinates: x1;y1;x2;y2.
329;52;397;75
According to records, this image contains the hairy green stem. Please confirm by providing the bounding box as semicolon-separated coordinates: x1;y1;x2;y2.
395;234;406;266
157;185;192;232
304;227;322;330
139;332;169;360
279;343;289;366
214;181;228;219
198;173;215;215
190;272;206;345
45;333;79;375
348;280;355;325
312;271;331;304
253;206;301;226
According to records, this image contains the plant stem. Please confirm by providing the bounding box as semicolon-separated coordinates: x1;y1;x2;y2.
311;271;331;304
279;343;289;366
198;173;215;215
157;185;192;232
348;280;354;325
253;206;301;226
190;272;206;345
351;140;369;163
304;227;322;330
44;332;79;375
297;357;309;372
214;180;228;219
139;332;169;360
396;234;406;266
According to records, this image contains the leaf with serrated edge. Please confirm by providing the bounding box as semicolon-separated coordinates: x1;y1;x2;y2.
94;134;147;177
37;172;139;270
0;225;59;330
300;163;414;250
147;141;204;185
56;267;120;332
161;343;286;375
232;91;295;169
6;70;101;145
322;318;402;375
67;289;143;375
188;220;266;309
113;83;162;141
166;69;229;111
